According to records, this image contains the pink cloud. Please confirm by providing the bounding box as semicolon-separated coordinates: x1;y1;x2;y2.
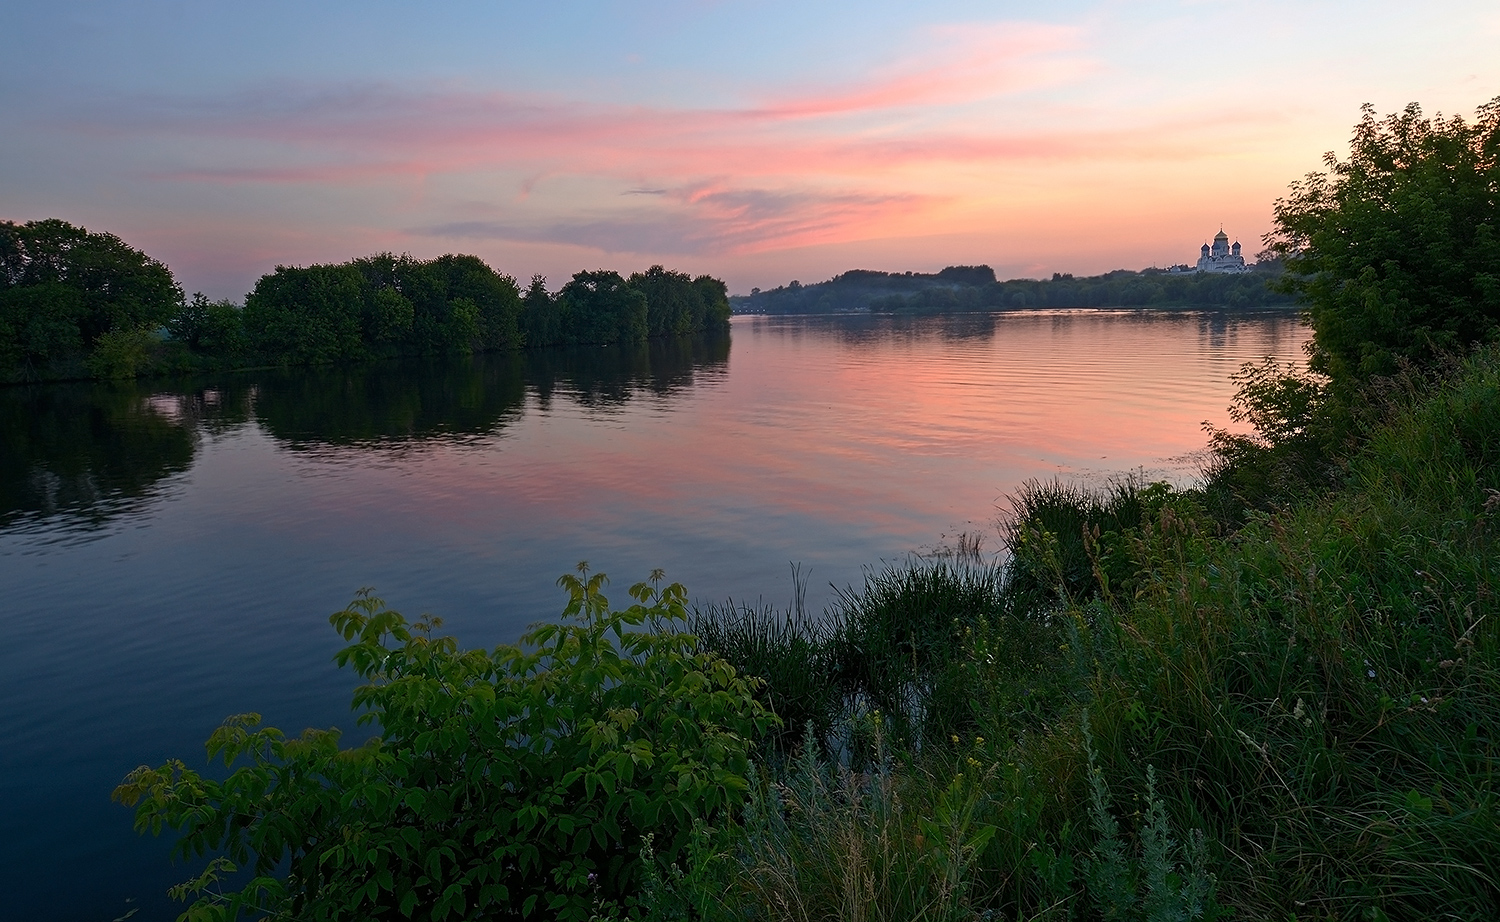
43;20;1295;266
420;184;935;256
749;22;1089;118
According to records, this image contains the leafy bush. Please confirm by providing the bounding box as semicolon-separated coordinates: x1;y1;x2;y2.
169;293;250;360
85;326;157;378
1267;97;1500;386
1199;357;1352;520
114;567;774;921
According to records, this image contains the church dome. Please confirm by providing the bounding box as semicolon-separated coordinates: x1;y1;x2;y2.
1214;229;1229;242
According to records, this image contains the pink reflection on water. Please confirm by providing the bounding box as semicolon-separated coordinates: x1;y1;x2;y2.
272;312;1309;573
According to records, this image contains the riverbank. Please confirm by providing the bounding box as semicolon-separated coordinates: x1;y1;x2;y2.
114;342;1500;920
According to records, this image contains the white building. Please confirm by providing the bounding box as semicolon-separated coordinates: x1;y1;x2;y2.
1195;228;1249;273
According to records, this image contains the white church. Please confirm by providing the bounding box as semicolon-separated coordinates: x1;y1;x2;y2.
1194;228;1249;273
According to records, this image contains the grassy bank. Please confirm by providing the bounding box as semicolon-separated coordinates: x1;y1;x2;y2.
678;347;1499;921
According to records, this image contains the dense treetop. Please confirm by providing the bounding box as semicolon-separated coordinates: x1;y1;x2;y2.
1266;96;1500;385
0;224;730;382
0;219;183;376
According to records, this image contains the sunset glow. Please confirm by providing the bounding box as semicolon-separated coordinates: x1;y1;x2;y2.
3;1;1496;297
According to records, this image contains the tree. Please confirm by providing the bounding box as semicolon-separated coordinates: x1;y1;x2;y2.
244;263;367;365
521;275;561;347
0;219;182;376
1265;97;1500;385
115;570;773;921
169;293;249;359
628;265;699;336
430;254;523;351
559;270;648;345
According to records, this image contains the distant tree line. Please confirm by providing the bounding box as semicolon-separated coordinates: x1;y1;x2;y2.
733;263;1296;315
873;264;1295;313
734;265;998;314
0;219;730;383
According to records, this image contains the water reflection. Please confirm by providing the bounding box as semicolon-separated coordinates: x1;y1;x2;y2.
0;381;196;534
253;356;529;450
2;311;1311;922
0;330;732;531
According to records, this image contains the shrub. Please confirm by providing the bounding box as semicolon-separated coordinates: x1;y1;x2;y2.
114;567;774;921
1266;97;1500;386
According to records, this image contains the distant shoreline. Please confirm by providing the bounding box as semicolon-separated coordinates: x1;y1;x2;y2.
731;302;1303;317
731;263;1295;315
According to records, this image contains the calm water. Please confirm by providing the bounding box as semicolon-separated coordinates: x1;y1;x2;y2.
0;310;1308;921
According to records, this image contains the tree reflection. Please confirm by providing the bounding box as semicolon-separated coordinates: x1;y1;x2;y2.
0;330;733;531
0;381;196;530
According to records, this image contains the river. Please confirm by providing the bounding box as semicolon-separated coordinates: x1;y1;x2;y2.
0;309;1308;921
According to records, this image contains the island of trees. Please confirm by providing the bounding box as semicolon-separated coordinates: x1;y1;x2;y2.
0;231;729;384
734;260;1295;315
111;96;1500;921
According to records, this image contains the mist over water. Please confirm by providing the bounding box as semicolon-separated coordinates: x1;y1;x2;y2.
0;309;1308;921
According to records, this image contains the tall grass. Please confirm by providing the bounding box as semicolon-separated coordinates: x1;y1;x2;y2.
1031;349;1500;919
680;349;1500;920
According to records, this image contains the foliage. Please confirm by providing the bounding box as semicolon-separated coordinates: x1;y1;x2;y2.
689;592;839;754
1078;717;1217;922
559;271;650;345
1266;97;1500;385
521;274;563;347
691;560;1076;757
2;219;730;380
243;262;368;365
831;561;1018;750
627;266;732;337
1199;357;1352;520
874;268;1291;315
115;567;774;921
85;325;158;379
1053;350;1500;918
1001;476;1170;613
0;219;182;378
169;294;250;360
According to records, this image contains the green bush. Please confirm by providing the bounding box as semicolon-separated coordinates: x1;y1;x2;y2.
114;567;774;921
1267;97;1500;386
85;325;156;378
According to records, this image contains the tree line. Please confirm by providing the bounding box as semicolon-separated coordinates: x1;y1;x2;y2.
871;263;1296;313
0;223;730;383
734;261;1297;315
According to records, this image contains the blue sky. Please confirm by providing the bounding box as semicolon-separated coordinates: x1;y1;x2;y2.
3;1;1496;297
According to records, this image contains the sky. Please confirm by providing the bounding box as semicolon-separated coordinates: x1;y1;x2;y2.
2;1;1496;299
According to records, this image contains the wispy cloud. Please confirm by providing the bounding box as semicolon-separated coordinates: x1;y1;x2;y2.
61;20;1117;190
421;185;933;256
20;17;1297;271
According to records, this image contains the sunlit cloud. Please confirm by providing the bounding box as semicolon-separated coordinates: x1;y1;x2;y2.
749;22;1090;118
421;185;934;256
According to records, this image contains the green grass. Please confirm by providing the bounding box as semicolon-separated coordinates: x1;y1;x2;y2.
679;348;1500;921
